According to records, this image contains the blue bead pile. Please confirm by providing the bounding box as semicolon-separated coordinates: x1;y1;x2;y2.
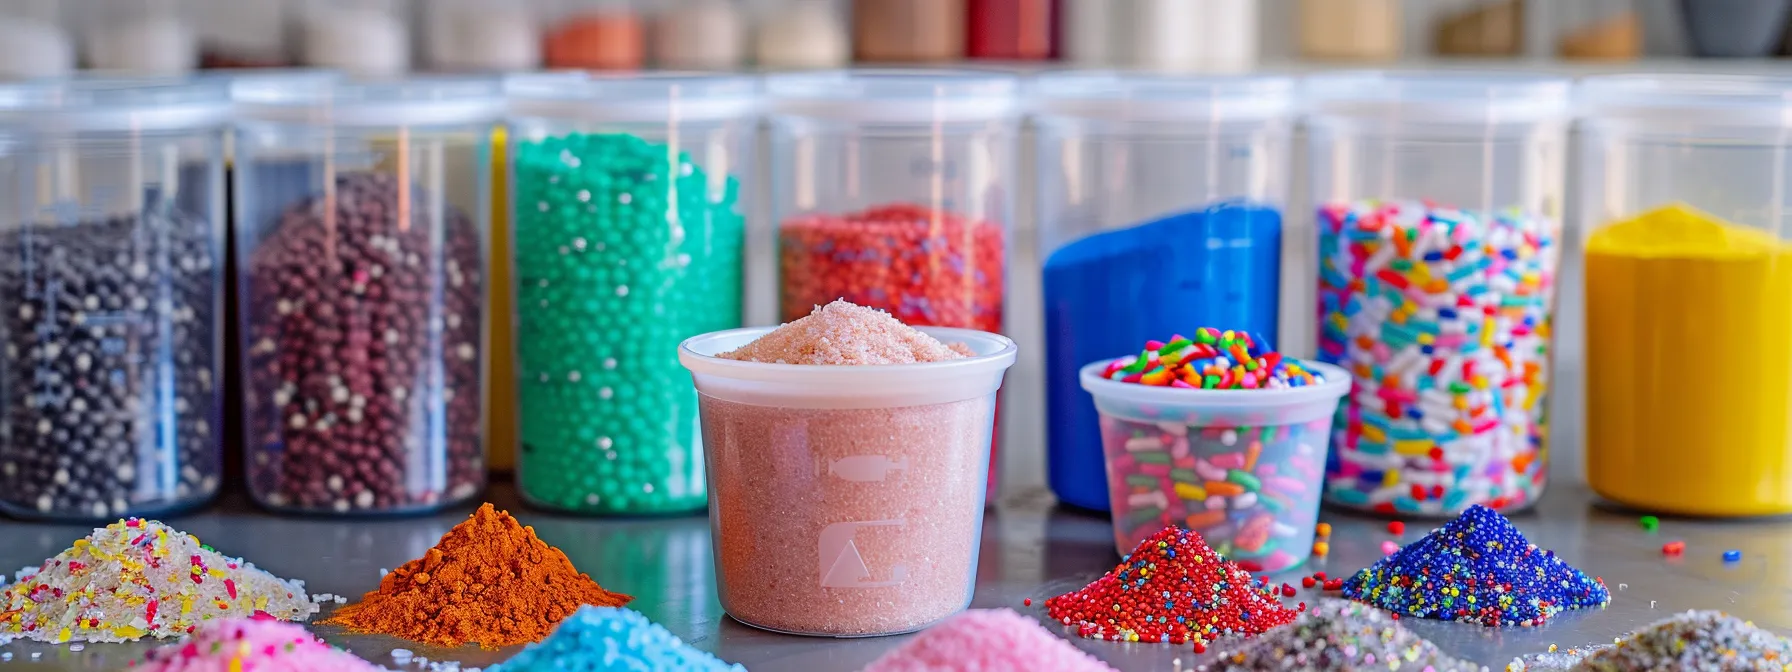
490;606;745;672
1342;504;1608;627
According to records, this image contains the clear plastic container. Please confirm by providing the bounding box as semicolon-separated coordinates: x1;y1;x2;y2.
766;70;1017;500
1032;73;1293;513
541;0;645;70
1579;75;1792;516
423;0;543;71
295;0;411;76
1555;0;1640;60
852;0;965;63
0;0;74;80
79;0;198;74
679;325;1016;636
751;0;848;70
233;77;499;515
190;0;291;68
651;0;746;70
1307;72;1569;517
507;73;756;515
1081;359;1349;570
0;79;229;521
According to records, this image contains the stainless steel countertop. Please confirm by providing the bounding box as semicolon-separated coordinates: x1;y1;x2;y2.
0;482;1785;671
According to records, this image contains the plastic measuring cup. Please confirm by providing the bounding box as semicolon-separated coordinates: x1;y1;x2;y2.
1080;359;1350;572
679;326;1016;636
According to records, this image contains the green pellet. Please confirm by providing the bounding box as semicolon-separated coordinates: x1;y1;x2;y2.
1226;469;1262;493
513;132;744;515
1126;506;1164;530
1134;451;1172;465
1125;474;1159;488
1170;468;1201;484
1640;515;1660;532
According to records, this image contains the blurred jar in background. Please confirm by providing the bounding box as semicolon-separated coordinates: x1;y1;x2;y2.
652;0;746;70
967;0;1051;60
0;0;74;80
1434;0;1523;57
82;0;198;74
853;0;964;62
1060;0;1256;72
753;0;848;69
1558;0;1640;60
191;0;290;68
425;0;542;71
543;0;645;70
296;0;411;76
1298;0;1399;62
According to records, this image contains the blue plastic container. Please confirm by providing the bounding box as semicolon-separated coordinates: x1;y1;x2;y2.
1031;73;1296;511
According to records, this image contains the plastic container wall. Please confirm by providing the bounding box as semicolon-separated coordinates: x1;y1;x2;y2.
651;0;747;70
1578;75;1792;516
423;0;543;72
507;73;756;515
1306;72;1569;517
680;326;1016;636
1033;73;1294;512
295;0;411;76
233;77;498;515
852;0;965;63
766;70;1017;499
751;0;848;69
0;79;229;521
190;0;290;68
1555;0;1640;60
0;0;74;80
542;0;645;70
79;0;198;74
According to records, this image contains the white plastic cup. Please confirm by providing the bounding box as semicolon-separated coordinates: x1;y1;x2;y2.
679;326;1017;637
1080;359;1350;572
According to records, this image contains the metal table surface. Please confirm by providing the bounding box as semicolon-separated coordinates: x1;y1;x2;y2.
0;481;1787;671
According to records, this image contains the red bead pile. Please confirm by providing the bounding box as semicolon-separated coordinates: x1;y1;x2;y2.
778;203;1005;333
1045;526;1297;647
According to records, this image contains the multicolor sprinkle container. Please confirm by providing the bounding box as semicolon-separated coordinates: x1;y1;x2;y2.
0;79;229;521
233;77;498;515
1080;346;1348;572
1032;72;1294;512
508;73;756;515
1580;75;1792;516
1306;72;1569;517
765;70;1018;500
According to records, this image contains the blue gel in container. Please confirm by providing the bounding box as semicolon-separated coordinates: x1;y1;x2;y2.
1041;201;1283;511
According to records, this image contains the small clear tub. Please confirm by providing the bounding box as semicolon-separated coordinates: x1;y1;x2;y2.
1081;359;1350;572
679;326;1017;637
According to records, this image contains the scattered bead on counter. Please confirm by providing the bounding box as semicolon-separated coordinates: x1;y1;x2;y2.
1343;505;1608;627
1319;199;1556;516
1723;550;1742;562
0;519;317;643
1662;541;1684;556
1638;515;1658;532
1046;526;1297;648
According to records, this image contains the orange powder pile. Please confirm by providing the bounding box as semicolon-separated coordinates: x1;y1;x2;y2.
321;503;631;649
720;300;974;365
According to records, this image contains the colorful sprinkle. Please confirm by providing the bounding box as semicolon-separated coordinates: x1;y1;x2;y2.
1638;515;1659;532
129;618;382;671
1046;527;1296;648
0;519;316;643
1663;541;1685;556
1342;505;1608;627
1318;199;1555;516
1723;550;1742;563
1101;329;1321;390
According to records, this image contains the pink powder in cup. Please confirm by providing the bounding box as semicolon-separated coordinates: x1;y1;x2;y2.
678;302;1017;636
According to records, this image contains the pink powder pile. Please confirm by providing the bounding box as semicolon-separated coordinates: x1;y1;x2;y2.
129;617;385;672
863;608;1117;672
719;300;974;365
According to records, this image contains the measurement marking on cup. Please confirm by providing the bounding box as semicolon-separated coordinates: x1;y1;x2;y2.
819;520;908;588
827;455;909;482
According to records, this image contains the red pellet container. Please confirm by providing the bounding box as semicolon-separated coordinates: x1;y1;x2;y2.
766;70;1019;500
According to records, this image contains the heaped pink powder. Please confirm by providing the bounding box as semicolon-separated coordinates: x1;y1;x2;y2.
719;300;972;365
863;608;1117;672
